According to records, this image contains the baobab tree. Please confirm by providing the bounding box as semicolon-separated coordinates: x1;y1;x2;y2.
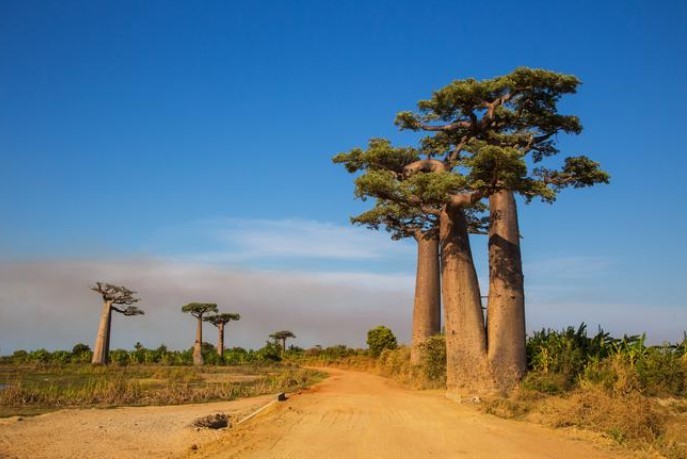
181;302;218;365
396;67;609;391
334;139;474;364
346;137;489;387
90;282;144;365
270;330;296;355
204;313;241;361
357;201;441;365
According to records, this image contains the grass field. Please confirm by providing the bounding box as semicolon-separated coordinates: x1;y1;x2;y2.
0;363;324;417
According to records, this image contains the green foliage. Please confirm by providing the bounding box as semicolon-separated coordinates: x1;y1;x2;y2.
306;344;359;359
1;340;309;367
419;334;447;385
11;350;29;364
526;323;609;387
526;324;687;397
181;302;218;317
366;326;398;357
204;312;241;326
28;349;51;363
395;67;609;202
71;343;91;355
256;341;282;362
269;330;296;342
333;138;418;174
334;139;445;240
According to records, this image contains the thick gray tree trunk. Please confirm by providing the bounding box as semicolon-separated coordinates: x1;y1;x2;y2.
440;204;492;393
92;301;112;365
193;316;204;365
410;231;441;365
487;190;526;391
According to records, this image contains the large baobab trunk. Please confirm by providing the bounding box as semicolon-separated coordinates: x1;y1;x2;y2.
193;316;204;366
217;323;225;361
92;301;112;364
487;190;526;391
440;203;492;394
410;230;441;365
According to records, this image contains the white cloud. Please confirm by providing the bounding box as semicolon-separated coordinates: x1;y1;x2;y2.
1;219;682;355
146;217;413;264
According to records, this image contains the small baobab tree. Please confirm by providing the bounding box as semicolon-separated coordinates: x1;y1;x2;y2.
270;330;296;355
334;140;440;365
204;313;241;361
181;302;218;365
91;282;144;365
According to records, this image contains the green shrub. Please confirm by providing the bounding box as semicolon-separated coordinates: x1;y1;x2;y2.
366;326;397;357
419;334;446;387
637;346;685;396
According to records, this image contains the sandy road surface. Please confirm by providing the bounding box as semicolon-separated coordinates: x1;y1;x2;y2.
196;368;619;459
0;369;620;459
0;394;274;459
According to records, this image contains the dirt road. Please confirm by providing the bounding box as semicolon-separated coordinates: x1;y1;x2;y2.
196;368;618;459
1;368;620;459
0;394;274;459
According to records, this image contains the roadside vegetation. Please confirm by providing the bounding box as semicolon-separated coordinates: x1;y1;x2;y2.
0;342;323;418
490;325;687;458
294;325;687;457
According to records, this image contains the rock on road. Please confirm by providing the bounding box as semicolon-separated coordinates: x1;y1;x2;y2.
196;368;618;459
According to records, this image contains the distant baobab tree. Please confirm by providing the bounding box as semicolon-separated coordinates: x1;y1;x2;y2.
204;313;241;361
270;330;296;355
91;282;144;365
181;302;218;365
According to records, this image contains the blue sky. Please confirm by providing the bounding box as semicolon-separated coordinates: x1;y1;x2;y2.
1;0;686;352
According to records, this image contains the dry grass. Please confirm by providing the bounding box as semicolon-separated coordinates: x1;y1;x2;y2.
0;364;324;417
482;384;687;458
303;345;446;390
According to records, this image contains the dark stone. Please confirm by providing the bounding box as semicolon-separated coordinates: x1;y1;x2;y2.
191;413;229;429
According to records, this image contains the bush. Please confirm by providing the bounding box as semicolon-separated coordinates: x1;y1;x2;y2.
255;341;282;362
637;345;686;396
366;326;397;357
419;334;446;387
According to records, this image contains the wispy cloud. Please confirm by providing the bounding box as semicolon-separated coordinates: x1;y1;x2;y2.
1;218;681;354
0;259;415;353
145;218;413;265
525;256;611;281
